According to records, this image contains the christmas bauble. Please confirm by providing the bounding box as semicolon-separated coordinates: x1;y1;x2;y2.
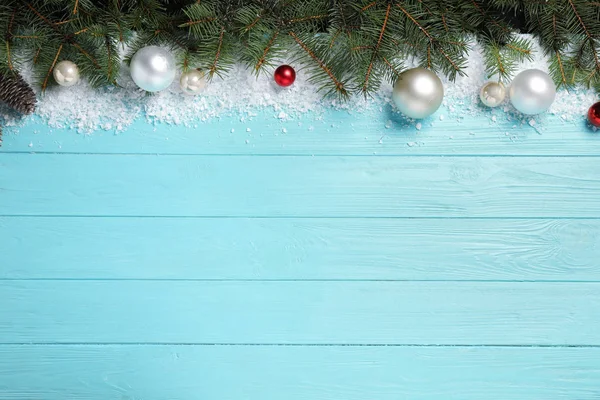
274;65;296;87
392;67;444;119
53;60;80;87
588;102;600;127
509;69;556;115
130;46;176;92
180;69;206;95
479;81;506;108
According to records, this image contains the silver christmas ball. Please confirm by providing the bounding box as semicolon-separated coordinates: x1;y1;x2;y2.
130;46;176;92
179;69;206;95
509;69;556;115
53;60;80;87
479;81;506;108
392;67;444;119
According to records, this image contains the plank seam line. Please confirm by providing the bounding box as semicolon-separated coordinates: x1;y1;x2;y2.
2;278;600;283
1;343;599;348
3;151;600;157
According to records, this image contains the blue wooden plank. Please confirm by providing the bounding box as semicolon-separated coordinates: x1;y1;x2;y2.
1;154;600;217
2;217;599;281
1;281;599;345
1;109;598;156
1;345;599;399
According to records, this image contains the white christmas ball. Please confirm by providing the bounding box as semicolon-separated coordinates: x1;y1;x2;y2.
130;46;176;92
479;81;506;108
53;60;80;87
509;69;556;115
392;67;444;119
179;69;206;95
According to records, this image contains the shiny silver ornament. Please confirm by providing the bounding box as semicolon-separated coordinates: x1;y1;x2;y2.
479;81;506;108
53;60;80;87
130;46;176;92
509;69;556;115
179;69;206;95
392;67;444;119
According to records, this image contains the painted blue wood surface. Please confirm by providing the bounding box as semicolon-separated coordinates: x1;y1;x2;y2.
2;217;599;280
2;346;600;399
1;107;600;399
2;154;600;217
2;281;599;345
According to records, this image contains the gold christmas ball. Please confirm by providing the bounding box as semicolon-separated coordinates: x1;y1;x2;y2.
479;81;506;108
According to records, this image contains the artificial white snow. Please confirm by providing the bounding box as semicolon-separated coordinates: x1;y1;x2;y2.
415;122;422;130
0;35;597;134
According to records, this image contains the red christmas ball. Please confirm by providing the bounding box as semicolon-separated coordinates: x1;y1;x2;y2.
274;65;296;87
588;102;600;128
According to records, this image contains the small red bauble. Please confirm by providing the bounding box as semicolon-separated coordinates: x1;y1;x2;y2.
588;102;600;128
274;65;296;87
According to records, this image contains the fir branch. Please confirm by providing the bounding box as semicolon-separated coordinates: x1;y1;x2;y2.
26;3;59;33
71;42;100;68
180;17;217;28
209;26;225;77
566;0;600;72
505;42;531;57
362;3;391;94
42;43;62;92
289;30;347;96
285;14;328;24
397;4;433;41
244;13;263;32
554;51;568;85
255;29;279;72
361;2;377;12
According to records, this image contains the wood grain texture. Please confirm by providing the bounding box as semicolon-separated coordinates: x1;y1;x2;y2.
1;345;599;400
2;154;600;217
2;110;599;156
1;281;599;345
3;108;600;398
2;217;599;281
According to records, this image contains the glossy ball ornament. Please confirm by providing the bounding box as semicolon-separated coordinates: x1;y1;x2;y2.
509;69;556;115
274;65;296;87
53;60;80;87
130;46;176;92
392;67;444;119
479;81;506;108
179;69;206;95
588;102;600;128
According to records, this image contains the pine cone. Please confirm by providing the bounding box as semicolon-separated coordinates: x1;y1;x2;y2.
0;71;37;115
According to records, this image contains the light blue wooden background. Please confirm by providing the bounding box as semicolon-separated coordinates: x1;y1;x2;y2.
1;104;600;399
